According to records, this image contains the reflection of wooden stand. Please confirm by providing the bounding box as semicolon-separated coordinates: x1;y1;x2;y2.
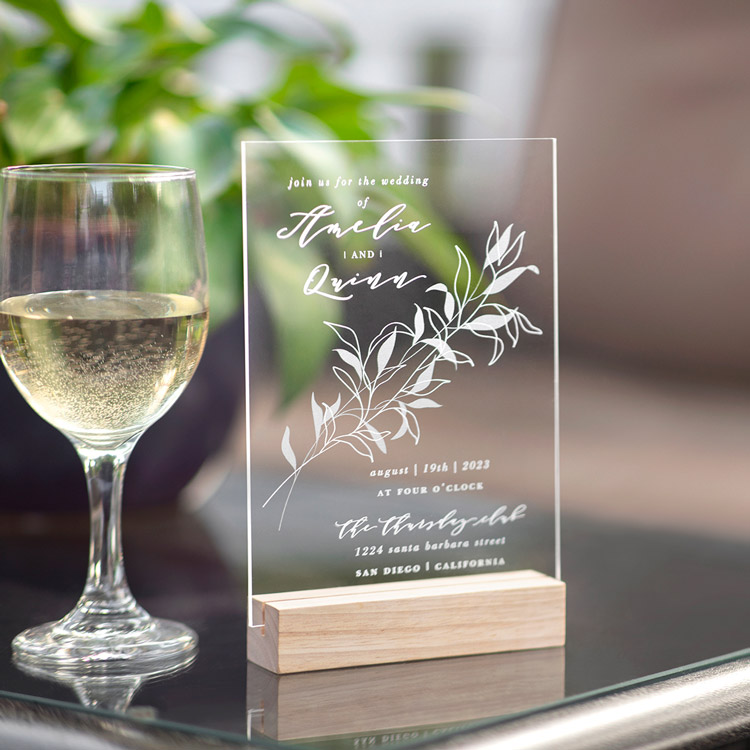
247;647;565;741
247;570;565;674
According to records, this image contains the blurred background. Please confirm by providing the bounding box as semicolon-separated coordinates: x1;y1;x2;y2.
0;0;748;738
0;0;748;542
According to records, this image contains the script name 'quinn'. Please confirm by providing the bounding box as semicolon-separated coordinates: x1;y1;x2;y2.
276;203;431;248
303;264;426;301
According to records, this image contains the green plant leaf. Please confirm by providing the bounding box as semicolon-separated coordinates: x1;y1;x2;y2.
206;13;323;56
202;194;243;329
145;109;236;202
126;0;167;35
0;67;100;160
80;31;151;86
2;0;90;46
266;61;378;140
251;230;341;405
113;77;185;130
0;28;17;78
0;0;468;417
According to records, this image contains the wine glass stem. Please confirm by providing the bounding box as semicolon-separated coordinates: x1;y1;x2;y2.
76;439;143;619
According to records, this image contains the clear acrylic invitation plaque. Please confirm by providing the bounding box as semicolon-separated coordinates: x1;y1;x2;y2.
242;138;562;675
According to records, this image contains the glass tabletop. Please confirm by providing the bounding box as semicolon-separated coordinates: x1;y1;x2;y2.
3;470;750;748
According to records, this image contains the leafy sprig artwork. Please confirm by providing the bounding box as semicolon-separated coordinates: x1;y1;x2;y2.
265;222;542;527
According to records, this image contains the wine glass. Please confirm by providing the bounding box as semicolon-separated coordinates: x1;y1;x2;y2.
0;164;209;669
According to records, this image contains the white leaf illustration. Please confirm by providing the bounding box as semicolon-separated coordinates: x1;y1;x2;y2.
464;313;514;332
333;366;360;397
407;378;450;397
391;405;410;440
517;312;543;335
339;436;374;461
413;306;425;343
395;403;421;443
266;217;543;525
498;229;526;272
362;422;388;454
443;291;455;321
324;322;360;353
484;265;539;296
406;409;421;443
484;222;511;269
482;302;514;316
453;245;472;303
326;394;342;420
408;398;441;409
423;306;445;334
508;315;520;347
410;360;436;393
426;282;448;295
427;281;456;322
376;330;398;375
281;426;296;470
311;393;323;439
489;336;506;366
422;337;458;365
335;348;364;378
452;350;475;366
392;420;409;440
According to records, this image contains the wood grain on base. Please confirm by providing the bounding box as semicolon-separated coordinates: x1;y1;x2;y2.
247;570;565;674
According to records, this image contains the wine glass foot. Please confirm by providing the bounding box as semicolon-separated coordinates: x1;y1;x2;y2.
12;617;198;674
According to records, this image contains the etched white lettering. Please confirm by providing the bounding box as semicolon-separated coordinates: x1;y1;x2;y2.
277;203;431;248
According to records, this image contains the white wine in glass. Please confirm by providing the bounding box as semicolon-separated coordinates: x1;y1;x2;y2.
0;164;209;669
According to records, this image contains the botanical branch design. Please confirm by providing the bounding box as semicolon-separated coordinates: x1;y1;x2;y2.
265;222;543;527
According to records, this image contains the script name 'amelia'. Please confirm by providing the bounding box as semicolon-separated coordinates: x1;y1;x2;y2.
276;203;430;248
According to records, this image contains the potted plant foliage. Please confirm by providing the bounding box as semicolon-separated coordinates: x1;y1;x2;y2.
0;0;463;510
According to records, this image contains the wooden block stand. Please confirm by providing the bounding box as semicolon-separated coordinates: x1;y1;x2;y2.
247;569;565;674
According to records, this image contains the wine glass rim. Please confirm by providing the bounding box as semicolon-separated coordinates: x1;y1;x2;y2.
1;163;196;182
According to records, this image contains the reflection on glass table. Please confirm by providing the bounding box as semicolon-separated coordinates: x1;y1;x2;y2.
14;652;196;714
0;504;248;738
4;464;750;748
0;693;251;750
247;648;564;743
